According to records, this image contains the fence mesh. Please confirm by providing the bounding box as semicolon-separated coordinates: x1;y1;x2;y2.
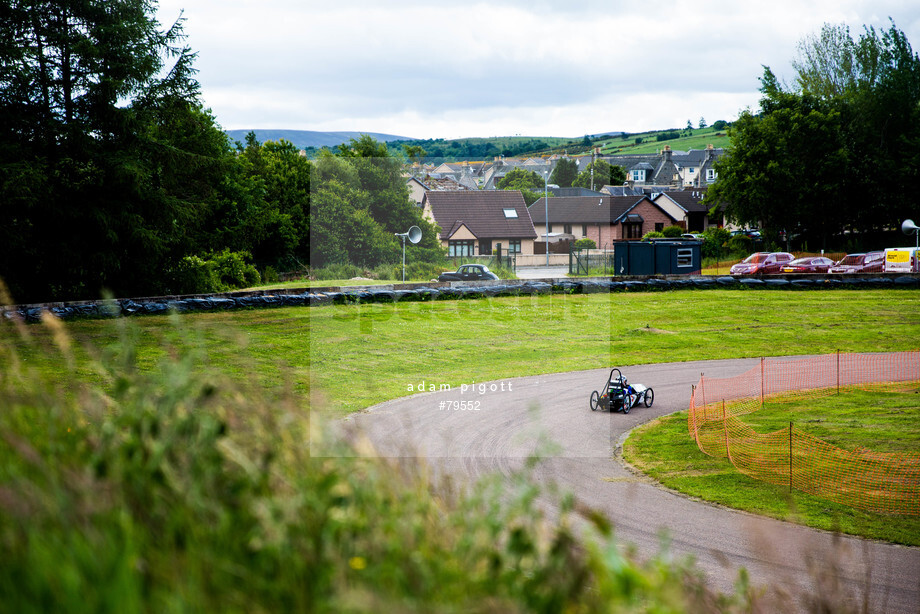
688;352;920;515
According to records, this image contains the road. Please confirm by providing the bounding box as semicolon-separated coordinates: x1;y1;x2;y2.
342;358;920;612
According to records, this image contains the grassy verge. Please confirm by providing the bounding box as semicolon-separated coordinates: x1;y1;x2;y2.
11;290;920;415
0;304;758;612
622;384;920;545
3;288;919;610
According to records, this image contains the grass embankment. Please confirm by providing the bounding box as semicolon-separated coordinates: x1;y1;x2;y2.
15;290;919;416
4;288;919;610
1;298;766;612
623;385;920;545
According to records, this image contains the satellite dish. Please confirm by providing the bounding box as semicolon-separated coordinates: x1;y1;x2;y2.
902;219;919;235
395;226;422;282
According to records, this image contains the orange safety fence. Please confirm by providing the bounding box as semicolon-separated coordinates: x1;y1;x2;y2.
688;352;920;515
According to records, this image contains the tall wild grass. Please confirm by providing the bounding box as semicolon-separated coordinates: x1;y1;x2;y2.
0;307;758;612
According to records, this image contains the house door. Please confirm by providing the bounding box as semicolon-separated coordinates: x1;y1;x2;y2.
479;240;492;256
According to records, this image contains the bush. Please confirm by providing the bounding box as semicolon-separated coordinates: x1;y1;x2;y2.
701;227;731;258
642;231;665;240
725;234;753;257
573;238;597;249
212;249;261;289
167;251;261;294
662;225;684;238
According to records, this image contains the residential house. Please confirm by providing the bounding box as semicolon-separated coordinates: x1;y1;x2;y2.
406;175;473;206
601;145;723;189
529;195;678;247
652;187;722;232
673;145;722;187
423;191;538;256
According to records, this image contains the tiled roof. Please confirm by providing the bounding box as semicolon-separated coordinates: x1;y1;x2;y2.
528;195;654;225
661;187;709;212
425;191;537;240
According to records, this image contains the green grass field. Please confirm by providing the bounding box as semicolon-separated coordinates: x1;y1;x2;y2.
623;383;920;545
3;287;919;611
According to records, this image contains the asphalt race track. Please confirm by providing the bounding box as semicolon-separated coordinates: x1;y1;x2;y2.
341;357;920;612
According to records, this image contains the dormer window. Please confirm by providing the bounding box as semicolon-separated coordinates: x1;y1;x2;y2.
706;169;717;181
630;169;646;182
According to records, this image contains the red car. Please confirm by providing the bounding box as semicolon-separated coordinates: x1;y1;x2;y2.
730;252;795;275
828;251;885;274
780;256;835;274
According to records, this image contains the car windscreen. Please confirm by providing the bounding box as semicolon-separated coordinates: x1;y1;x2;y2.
838;255;865;265
743;253;769;263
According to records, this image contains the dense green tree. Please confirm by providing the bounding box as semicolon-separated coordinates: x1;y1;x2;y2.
309;136;442;268
0;0;220;301
550;158;577;187
707;21;920;249
497;167;545;205
573;160;625;190
498;167;543;190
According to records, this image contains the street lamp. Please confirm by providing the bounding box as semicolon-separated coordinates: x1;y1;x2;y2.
543;169;549;266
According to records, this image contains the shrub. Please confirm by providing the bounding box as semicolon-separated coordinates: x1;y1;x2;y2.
662;225;684;238
212;249;261;289
701;227;731;258
725;234;753;257
642;231;665;239
573;238;597;249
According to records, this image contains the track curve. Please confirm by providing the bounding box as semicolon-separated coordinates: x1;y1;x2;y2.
348;357;920;612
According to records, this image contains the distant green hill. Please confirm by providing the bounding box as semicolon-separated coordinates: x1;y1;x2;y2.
228;126;732;161
597;126;731;155
224;129;415;150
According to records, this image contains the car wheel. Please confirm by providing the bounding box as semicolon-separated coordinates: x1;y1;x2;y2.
644;388;654;407
590;390;599;411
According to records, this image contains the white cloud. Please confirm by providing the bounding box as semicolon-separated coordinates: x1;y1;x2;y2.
156;0;920;138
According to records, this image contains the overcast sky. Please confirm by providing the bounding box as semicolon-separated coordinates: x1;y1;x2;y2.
154;0;920;140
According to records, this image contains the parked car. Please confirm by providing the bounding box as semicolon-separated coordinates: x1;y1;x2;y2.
729;252;794;275
780;256;835;274
828;251;885;274
681;233;704;240
437;264;499;282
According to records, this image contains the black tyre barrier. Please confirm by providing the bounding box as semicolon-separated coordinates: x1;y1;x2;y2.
4;275;919;322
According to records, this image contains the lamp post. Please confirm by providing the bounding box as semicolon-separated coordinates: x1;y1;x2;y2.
544;169;549;266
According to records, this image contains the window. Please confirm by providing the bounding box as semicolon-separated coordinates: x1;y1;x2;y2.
624;223;642;239
655;223;664;232
631;169;646;182
563;224;572;234
581;224;588;237
502;208;518;218
706;168;717;181
677;248;693;267
689;167;695;174
508;240;521;254
448;240;474;257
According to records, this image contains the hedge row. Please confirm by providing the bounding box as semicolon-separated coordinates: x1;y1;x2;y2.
4;276;918;322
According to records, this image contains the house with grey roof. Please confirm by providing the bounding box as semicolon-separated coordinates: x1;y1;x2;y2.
600;144;723;189
406;175;473;207
673;145;722;187
423;191;538;256
652;187;725;231
529;195;678;247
